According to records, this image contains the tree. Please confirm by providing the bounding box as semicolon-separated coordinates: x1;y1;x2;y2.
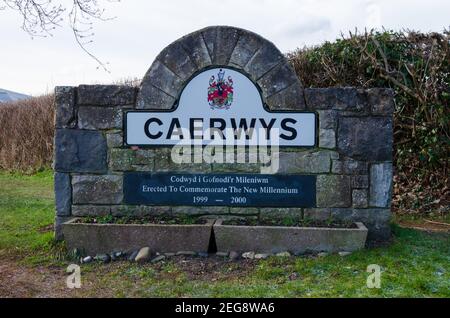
0;0;119;71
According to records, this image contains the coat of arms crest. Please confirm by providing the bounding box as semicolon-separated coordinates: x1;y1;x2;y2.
208;69;233;109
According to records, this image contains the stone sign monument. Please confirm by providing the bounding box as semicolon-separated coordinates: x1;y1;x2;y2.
54;26;394;245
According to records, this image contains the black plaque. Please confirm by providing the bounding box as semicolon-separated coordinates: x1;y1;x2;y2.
124;173;316;207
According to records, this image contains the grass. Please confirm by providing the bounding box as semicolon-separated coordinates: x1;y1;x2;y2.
0;170;449;297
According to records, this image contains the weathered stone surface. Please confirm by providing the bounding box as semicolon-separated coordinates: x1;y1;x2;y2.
352;175;369;189
78;106;122;130
318;110;337;130
229;30;264;68
55;173;71;217
266;83;306;110
338;117;393;161
330;208;391;241
305;87;368;113
72;175;123;205
367;88;395;115
72;205;110;217
180;31;212;69
244;41;284;81
352;189;368;208
332;158;368;174
106;132;123;148
257;62;301;98
370;163;393;208
319;129;336;149
109;148;135;171
141;60;183;98
55;86;76;129
77;85;136;106
54;129;107;173
136;84;177;110
214;26;241;65
316;175;352;207
278;150;337;174
156;40;197;81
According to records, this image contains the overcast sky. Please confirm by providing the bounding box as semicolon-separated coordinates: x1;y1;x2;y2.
1;0;449;95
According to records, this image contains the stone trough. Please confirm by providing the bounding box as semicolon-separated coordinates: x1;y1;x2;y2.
213;219;368;254
62;218;214;255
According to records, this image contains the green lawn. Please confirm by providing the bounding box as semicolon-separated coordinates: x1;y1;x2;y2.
0;170;449;297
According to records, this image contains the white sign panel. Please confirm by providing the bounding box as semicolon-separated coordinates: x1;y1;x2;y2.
126;68;316;147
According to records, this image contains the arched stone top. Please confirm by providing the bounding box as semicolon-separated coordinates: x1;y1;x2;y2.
136;26;305;111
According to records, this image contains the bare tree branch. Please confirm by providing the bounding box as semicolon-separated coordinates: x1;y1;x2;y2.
1;0;119;72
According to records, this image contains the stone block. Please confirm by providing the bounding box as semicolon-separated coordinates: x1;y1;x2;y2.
352;175;369;189
78;106;123;130
141;60;183;98
213;26;241;65
266;83;306;110
260;208;302;219
111;205;171;217
229;31;264;68
55;173;71;216
156;40;197;81
172;206;229;215
316;175;352;207
72;205;110;217
72;175;123;205
352;189;368;208
317;110;337;130
229;208;260;215
305;87;369;113
319;129;336;149
367;88;395;115
338;117;393;161
244;41;284;81
278;150;337;173
180;31;212;69
55;86;76;129
257;62;301;98
136;84;176;110
109;148;135;171
77;85;136;106
54;129;107;173
332;158;368;174
369;163;393;208
106;132;123;148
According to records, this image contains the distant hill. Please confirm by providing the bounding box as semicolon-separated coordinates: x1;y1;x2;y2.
0;88;31;103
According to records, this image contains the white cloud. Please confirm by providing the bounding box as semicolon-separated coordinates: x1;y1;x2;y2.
0;0;448;95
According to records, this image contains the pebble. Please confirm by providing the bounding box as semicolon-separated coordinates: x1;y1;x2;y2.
95;254;111;263
276;251;291;257
197;252;209;258
338;251;352;257
113;251;124;258
128;250;139;262
82;256;93;264
151;255;166;263
242;252;255;259
176;251;196;256
229;251;240;260
317;252;329;258
135;247;151;263
254;253;270;259
216;252;229;257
